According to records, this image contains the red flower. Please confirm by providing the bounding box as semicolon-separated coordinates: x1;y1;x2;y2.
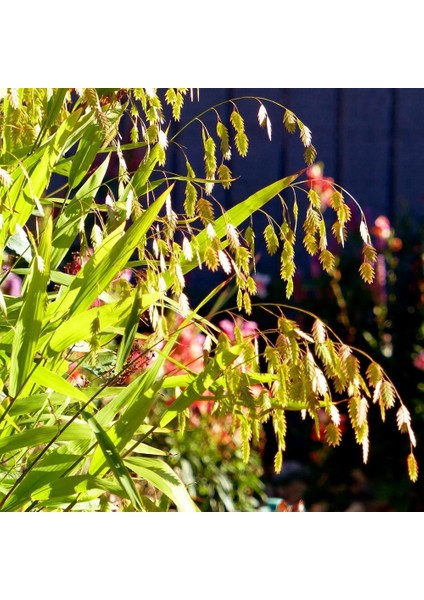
67;362;88;388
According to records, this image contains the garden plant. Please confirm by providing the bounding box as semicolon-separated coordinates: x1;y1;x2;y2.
0;88;418;512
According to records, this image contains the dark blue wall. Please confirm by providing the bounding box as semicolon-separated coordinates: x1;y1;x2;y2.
168;88;424;225
163;89;424;297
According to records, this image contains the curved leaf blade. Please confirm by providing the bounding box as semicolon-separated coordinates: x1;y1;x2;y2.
9;215;52;398
125;456;199;512
83;411;145;512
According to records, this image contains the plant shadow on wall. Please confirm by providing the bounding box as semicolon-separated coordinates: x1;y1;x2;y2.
0;88;418;512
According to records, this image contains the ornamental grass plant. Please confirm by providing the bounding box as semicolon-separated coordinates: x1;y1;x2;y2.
0;89;417;511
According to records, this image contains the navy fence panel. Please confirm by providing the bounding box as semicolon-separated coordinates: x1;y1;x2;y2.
166;88;424;298
169;88;424;223
396;89;424;221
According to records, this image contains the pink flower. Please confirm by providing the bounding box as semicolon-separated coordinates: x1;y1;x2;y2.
371;254;388;305
413;351;424;371
306;164;323;181
372;216;391;240
371;215;403;254
219;318;258;341
253;272;271;298
1;268;22;297
164;316;205;376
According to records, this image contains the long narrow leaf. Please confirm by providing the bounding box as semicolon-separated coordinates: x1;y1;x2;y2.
178;172;302;281
29;474;124;503
30;365;90;402
124;456;199;512
83;411;145;511
0;442;93;512
51;155;111;269
0;423;91;454
117;143;162;207
68;123;106;190
114;284;144;375
41;290;158;356
8;393;81;417
9;216;52;397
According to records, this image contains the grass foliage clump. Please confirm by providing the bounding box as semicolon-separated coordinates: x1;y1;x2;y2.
0;89;417;512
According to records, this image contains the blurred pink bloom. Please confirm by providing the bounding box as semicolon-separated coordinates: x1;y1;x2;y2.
372;216;391;241
1;268;22;297
413;351;424;371
163;316;215;418
371;254;388;305
219;318;258;341
164;316;205;375
253;272;271;298
371;215;402;255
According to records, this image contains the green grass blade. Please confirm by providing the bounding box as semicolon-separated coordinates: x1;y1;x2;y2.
8;215;52;398
0;442;92;512
29;474;124;504
30;365;90;402
129;443;168;457
124;456;200;512
114;284;144;375
88;334;180;475
117;143;162;208
68;123;107;190
41;290;158;356
8;393;80;417
0;423;91;454
51;155;110;269
82;411;145;511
